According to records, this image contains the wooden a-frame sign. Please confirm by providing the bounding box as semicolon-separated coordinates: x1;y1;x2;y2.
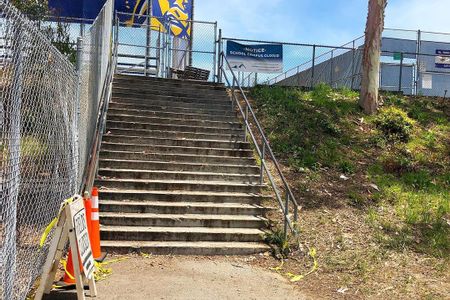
35;196;97;300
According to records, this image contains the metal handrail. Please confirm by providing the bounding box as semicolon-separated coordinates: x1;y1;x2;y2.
219;52;299;237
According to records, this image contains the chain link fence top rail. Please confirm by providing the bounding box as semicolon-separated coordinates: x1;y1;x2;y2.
0;1;78;299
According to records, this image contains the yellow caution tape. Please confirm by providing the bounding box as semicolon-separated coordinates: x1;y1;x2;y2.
39;217;59;248
269;260;284;271
269;246;319;282
140;252;152;258
39;197;75;249
93;256;130;282
61;258;75;280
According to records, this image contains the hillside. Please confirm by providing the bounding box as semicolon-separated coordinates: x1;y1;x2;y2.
248;84;449;299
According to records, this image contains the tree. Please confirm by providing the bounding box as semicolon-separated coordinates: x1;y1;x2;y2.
359;0;387;114
11;0;76;63
10;0;48;21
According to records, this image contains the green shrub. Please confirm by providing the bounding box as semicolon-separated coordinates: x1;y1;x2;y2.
380;147;415;174
375;107;415;142
339;160;356;174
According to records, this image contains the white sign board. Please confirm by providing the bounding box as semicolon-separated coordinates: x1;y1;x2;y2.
422;74;433;89
226;41;283;73
435;49;450;69
35;196;97;300
71;199;95;280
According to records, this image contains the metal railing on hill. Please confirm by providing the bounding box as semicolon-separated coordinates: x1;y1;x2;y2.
218;52;299;237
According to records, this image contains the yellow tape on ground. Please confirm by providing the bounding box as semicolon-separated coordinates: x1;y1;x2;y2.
269;247;319;282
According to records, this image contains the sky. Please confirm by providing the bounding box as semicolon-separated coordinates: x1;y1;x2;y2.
195;0;450;46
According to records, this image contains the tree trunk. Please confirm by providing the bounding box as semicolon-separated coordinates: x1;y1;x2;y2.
359;0;387;114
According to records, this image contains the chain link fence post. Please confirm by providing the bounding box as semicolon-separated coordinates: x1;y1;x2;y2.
311;44;316;89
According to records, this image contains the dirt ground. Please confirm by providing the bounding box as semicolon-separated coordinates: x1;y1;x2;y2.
44;255;308;300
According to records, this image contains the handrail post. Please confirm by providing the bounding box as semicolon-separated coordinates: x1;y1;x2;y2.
284;192;290;238
244;105;249;142
260;142;265;184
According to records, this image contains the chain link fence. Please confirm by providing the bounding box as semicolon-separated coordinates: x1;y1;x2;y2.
77;0;114;191
219;36;365;89
0;0;114;298
0;1;78;299
230;29;450;98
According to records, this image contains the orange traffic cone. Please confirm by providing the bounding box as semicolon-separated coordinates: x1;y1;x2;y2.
91;187;103;261
61;250;82;285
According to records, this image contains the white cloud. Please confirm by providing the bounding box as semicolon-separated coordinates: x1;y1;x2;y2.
386;0;450;33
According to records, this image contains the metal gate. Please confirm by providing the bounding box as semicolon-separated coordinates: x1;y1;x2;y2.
114;12;218;81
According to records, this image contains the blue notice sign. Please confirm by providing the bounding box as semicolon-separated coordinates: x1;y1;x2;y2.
435;49;450;69
226;41;283;73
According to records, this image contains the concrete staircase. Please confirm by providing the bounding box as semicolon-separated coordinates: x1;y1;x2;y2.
96;74;270;255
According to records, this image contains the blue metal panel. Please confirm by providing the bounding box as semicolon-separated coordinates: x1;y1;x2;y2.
381;37;416;59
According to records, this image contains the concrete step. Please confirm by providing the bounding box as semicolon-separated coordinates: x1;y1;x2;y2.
101;240;269;255
99;159;260;175
113;82;227;94
100;212;267;228
99;200;269;216
102;135;251;150
113;81;227;93
96;179;264;193
99;150;255;165
100;142;252;157
114;75;226;90
105;128;244;141
96;190;268;204
111;96;231;110
107;107;237;122
112;88;230;103
98;168;261;183
100;226;265;242
108;102;233;117
105;120;243;136
106;114;242;129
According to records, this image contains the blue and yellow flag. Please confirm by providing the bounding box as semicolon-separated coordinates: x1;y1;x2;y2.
151;0;192;39
118;0;192;39
48;0;193;39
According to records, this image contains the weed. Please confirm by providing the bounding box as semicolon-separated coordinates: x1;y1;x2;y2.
348;191;366;207
265;228;290;257
339;160;355;174
374;107;415;142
